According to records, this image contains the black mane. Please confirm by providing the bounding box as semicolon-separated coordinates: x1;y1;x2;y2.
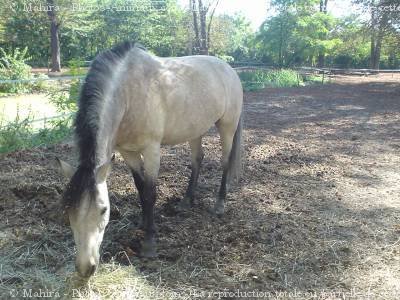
63;41;144;208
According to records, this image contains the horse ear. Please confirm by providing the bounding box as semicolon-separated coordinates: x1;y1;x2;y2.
56;158;76;179
95;162;111;183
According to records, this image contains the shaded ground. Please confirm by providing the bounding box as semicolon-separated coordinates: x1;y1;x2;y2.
1;74;400;299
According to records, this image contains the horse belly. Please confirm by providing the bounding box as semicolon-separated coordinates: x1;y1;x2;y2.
161;105;222;145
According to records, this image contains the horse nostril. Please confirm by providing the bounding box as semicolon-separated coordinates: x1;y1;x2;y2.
88;263;96;277
75;262;96;278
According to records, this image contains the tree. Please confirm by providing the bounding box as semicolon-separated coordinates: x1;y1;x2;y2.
330;16;370;67
47;0;61;72
257;0;341;67
190;0;220;54
208;13;253;59
3;0;50;65
353;0;400;69
317;0;328;67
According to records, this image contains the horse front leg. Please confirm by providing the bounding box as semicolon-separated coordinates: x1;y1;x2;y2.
119;151;147;228
139;144;161;258
120;148;159;257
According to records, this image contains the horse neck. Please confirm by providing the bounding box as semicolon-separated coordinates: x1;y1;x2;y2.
95;98;123;166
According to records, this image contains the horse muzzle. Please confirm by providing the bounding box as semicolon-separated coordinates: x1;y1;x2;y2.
75;257;98;278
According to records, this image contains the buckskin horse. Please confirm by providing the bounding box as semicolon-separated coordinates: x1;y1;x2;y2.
57;42;243;278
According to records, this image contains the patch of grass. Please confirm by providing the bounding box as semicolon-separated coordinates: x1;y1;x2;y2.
0;47;34;94
0;75;81;153
303;74;331;85
46;81;79;113
239;69;303;91
63;59;88;76
0;114;72;153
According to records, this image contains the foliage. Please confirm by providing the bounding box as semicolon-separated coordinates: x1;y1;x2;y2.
66;59;87;76
239;69;302;91
0;113;72;153
209;13;253;60
3;0;50;66
47;80;80;113
255;0;399;68
0;47;33;93
0;0;398;80
31;73;51;92
303;74;328;85
256;1;343;67
327;17;370;68
216;54;234;63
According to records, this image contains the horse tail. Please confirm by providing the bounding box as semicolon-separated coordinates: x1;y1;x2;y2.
227;113;243;184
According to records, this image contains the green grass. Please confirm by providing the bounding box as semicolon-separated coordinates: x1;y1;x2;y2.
0;77;79;153
0;114;72;153
303;74;330;85
239;69;302;91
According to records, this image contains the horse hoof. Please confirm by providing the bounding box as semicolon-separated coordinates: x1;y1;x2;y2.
141;248;158;258
177;198;191;211
213;205;225;217
136;219;145;230
141;240;157;258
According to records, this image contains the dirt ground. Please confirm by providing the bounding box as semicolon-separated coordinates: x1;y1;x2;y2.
1;74;400;299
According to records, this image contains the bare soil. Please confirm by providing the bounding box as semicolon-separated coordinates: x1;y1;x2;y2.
1;74;400;299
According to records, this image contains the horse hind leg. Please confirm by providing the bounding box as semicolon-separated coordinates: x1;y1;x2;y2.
179;137;204;210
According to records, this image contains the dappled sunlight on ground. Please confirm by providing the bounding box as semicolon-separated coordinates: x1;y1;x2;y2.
0;93;58;127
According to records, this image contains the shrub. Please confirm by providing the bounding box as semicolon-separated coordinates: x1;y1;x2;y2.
0;47;33;94
66;59;87;76
216;55;235;63
0;113;33;152
0;112;72;153
239;69;302;91
47;79;81;113
31;73;50;92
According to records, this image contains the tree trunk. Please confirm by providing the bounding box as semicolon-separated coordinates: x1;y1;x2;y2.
191;0;201;54
206;0;219;50
198;0;208;55
372;16;387;70
278;19;283;67
317;0;328;67
320;0;328;13
370;0;377;69
47;0;61;72
191;0;219;55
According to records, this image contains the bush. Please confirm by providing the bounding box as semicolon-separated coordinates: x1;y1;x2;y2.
239;69;302;91
0;47;33;94
0;113;33;152
216;55;235;64
47;79;80;113
0;113;72;153
31;73;50;92
65;59;87;76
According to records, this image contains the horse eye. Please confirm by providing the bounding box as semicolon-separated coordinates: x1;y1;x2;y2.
100;207;107;215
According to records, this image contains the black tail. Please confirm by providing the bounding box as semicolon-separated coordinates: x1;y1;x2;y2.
227;114;243;184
